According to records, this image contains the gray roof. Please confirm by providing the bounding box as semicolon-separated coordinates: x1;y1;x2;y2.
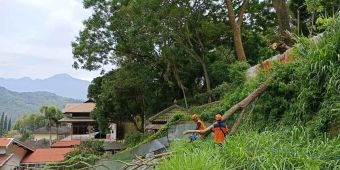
148;105;185;123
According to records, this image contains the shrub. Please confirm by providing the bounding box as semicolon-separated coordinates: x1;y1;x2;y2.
124;132;147;147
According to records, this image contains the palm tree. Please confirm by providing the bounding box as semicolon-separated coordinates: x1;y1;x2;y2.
40;106;63;146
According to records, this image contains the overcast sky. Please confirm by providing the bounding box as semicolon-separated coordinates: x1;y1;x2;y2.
0;0;106;81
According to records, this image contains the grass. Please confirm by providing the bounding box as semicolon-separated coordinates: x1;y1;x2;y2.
156;127;340;170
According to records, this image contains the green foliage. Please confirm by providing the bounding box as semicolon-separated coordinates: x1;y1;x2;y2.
226;61;251;87
40;105;63;126
12;105;63;141
157;127;340;169
124;132;148;148
0;86;77;121
45;140;105;169
68;140;104;157
316;17;334;30
74;0;285;128
246;15;340;137
189;71;268;124
13;113;45;139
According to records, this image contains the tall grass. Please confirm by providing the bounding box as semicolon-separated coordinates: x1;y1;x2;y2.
156;127;340;169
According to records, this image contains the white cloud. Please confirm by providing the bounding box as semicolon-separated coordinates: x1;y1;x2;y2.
0;0;102;81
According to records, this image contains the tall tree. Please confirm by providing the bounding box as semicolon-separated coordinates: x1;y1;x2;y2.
73;0;231;102
271;0;297;47
0;112;4;136
40;106;63;146
3;115;7;134
224;0;249;61
7;117;11;131
272;0;291;34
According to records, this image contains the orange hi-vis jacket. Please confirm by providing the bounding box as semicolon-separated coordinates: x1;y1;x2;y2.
212;121;228;144
196;119;206;130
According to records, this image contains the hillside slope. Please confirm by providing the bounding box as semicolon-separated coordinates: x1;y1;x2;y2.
155;16;340;170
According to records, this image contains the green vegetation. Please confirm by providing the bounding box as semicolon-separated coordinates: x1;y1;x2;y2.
124;132;149;148
13;105;63;141
44;140;104;169
0;112;11;136
0;86;77;121
155;15;340;169
157;127;340;169
249;15;340;137
65;0;339;169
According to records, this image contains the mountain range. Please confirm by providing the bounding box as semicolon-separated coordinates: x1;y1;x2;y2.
0;74;90;100
0;86;80;121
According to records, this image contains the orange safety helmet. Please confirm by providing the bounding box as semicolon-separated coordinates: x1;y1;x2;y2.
215;114;222;121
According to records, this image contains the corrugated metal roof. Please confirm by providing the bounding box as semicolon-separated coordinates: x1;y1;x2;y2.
148;105;185;123
21;148;74;164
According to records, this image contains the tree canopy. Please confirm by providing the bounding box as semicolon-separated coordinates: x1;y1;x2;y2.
73;0;338;132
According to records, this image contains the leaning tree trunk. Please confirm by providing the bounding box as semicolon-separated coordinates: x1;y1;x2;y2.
173;64;188;108
200;57;212;102
183;80;269;136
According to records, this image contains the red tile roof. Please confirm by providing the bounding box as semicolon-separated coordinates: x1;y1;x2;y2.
21;148;74;164
0;138;12;147
51;140;81;148
63;102;95;113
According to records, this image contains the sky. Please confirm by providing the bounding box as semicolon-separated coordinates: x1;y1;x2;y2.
0;0;106;82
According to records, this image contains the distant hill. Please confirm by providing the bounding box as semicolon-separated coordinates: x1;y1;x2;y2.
0;74;90;99
0;86;80;121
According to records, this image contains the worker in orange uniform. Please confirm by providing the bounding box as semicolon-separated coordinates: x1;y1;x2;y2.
189;113;206;142
212;114;228;146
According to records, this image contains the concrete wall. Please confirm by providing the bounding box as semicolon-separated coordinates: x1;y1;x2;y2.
33;133;58;141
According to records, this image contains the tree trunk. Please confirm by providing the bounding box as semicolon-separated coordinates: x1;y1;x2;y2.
131;117;143;132
272;0;290;34
49;122;52;147
225;0;248;62
272;0;292;44
183;80;269;135
200;58;212;102
174;31;213;97
229;106;254;135
56;123;59;140
173;64;188;108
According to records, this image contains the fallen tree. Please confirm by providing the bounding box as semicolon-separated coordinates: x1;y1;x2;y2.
183;80;269;136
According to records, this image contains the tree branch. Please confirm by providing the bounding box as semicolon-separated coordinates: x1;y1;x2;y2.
237;0;249;26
